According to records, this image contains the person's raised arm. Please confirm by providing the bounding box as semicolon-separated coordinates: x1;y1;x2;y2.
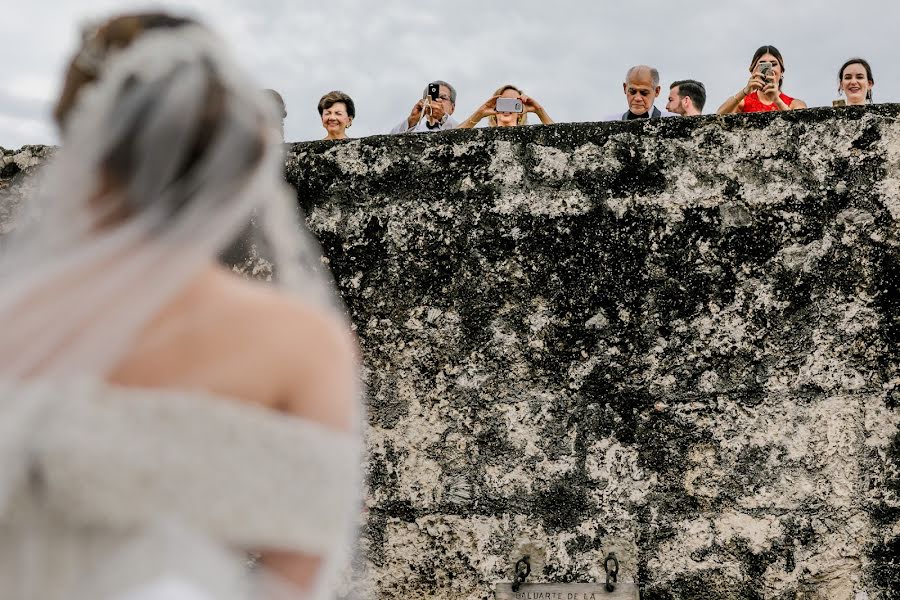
390;99;427;133
717;71;764;114
759;76;807;111
406;99;426;130
766;78;791;111
763;77;806;110
521;94;554;125
457;95;500;129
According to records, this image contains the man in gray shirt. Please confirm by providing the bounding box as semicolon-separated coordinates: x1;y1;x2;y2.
604;65;677;121
390;80;459;133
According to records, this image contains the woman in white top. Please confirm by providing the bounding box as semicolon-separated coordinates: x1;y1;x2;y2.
0;12;361;600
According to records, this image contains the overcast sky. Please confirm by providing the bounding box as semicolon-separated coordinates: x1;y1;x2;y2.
1;0;897;148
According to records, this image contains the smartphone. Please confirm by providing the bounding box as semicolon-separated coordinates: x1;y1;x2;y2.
495;97;524;113
832;99;847;108
758;61;773;79
427;83;441;101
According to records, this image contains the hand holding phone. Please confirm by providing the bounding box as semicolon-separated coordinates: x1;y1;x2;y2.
407;99;426;129
757;61;774;85
423;82;444;118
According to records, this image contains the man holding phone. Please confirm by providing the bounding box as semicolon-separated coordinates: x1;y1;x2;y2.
390;80;459;133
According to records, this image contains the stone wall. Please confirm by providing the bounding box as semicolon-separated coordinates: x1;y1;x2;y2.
286;107;899;600
3;106;900;599
0;145;52;235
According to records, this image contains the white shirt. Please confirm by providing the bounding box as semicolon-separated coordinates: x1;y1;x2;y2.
390;115;460;134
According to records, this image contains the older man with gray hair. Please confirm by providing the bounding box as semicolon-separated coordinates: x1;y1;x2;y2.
605;65;677;121
390;80;459;133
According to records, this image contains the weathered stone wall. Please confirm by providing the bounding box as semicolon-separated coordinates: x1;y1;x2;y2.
0;145;52;235
3;106;899;599
286;107;899;600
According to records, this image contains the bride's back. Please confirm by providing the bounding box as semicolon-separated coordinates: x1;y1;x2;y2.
0;12;361;599
109;264;358;431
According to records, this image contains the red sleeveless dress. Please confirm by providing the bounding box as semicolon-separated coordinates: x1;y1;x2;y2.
742;91;795;113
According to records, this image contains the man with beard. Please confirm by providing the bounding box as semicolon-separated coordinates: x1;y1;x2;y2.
666;79;706;116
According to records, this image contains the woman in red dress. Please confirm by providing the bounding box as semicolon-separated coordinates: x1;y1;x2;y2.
717;45;808;114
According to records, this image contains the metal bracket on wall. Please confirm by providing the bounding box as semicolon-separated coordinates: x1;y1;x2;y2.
495;551;638;600
604;552;619;592
511;556;531;592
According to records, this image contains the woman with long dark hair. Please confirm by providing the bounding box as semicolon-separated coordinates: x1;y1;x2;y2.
838;58;875;105
717;45;807;114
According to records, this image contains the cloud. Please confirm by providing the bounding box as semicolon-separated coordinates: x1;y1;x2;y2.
1;0;898;148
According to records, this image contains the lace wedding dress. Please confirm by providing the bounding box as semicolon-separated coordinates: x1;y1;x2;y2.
0;378;360;600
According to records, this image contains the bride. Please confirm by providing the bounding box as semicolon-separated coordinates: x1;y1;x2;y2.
0;12;361;600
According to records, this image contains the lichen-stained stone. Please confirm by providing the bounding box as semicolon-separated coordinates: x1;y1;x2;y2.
285;106;900;600
0;145;55;236
2;105;900;599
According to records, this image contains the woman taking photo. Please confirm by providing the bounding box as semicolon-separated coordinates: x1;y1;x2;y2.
318;90;355;140
457;84;554;129
717;45;807;114
837;58;874;105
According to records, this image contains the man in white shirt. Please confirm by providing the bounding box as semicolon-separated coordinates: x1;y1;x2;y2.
604;66;677;121
390;80;459;133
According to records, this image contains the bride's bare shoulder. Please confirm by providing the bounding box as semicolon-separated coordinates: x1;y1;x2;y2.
216;271;360;432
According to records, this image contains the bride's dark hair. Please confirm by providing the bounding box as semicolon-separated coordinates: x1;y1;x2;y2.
54;13;265;226
0;11;333;379
55;14;195;128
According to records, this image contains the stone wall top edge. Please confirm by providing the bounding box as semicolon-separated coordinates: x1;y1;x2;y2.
3;104;898;158
287;103;900;155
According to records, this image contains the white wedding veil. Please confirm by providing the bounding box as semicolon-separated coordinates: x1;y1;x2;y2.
0;19;333;378
0;14;358;600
